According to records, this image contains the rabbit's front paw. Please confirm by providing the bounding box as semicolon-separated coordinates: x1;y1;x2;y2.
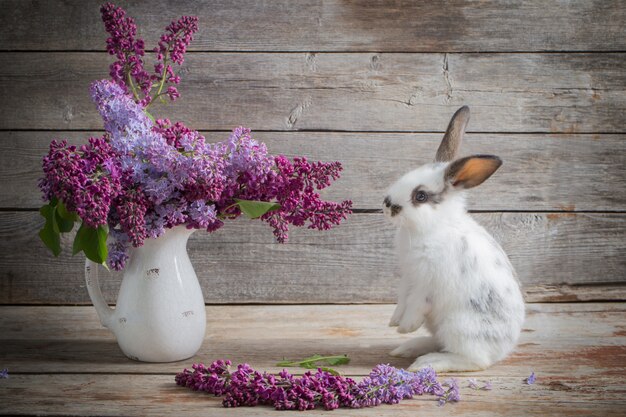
389;305;404;327
397;312;423;334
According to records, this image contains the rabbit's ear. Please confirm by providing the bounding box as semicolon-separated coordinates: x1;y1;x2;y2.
445;155;502;189
435;106;470;162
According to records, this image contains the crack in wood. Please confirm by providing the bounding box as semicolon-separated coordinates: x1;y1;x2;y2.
442;53;453;104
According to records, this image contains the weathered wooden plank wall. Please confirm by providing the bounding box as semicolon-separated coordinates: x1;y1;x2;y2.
2;53;625;132
1;0;624;51
0;0;624;304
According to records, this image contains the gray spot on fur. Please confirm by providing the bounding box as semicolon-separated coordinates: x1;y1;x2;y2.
468;255;478;271
459;237;476;276
469;283;507;322
481;330;497;341
481;329;514;343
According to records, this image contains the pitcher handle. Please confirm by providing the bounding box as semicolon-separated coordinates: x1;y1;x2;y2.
85;259;114;328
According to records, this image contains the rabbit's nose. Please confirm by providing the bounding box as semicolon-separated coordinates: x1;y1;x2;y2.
383;196;392;207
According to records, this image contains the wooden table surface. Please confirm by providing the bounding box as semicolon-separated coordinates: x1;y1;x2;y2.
1;303;625;416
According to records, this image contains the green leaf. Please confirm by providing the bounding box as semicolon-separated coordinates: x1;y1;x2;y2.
275;354;350;375
54;204;74;234
326;355;351;366
72;228;82;255
73;223;108;265
57;200;80;222
38;204;61;256
234;199;281;219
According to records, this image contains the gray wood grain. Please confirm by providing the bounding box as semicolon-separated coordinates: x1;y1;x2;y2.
1;304;624;375
0;0;624;52
0;53;624;132
0;304;625;416
2;375;624;416
1;211;624;304
4;131;625;211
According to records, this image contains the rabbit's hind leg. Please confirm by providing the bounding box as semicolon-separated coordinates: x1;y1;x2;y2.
389;336;439;358
408;352;487;372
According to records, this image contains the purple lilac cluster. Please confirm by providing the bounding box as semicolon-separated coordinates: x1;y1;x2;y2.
153;15;199;104
100;3;197;106
40;136;124;228
39;3;351;269
175;360;457;410
260;156;352;243
40;79;351;270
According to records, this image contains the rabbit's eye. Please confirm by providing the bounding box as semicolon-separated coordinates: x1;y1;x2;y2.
414;191;428;203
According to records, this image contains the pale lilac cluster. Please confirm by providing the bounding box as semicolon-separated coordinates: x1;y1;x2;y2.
100;3;198;106
107;228;131;271
175;361;457;410
354;363;444;407
468;378;492;391
88;79;226;251
40;79;351;270
437;379;461;406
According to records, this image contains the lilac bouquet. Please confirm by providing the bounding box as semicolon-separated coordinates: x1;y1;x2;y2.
38;3;352;270
175;360;460;410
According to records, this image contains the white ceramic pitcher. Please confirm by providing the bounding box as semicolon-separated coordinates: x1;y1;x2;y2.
85;225;206;362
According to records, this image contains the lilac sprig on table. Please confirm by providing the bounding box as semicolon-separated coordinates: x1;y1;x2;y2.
37;3;352;269
175;360;457;410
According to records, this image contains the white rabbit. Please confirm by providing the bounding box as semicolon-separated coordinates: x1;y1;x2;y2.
384;106;525;372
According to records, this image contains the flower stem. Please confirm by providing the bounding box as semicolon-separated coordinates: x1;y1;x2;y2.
154;52;169;100
126;71;141;102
